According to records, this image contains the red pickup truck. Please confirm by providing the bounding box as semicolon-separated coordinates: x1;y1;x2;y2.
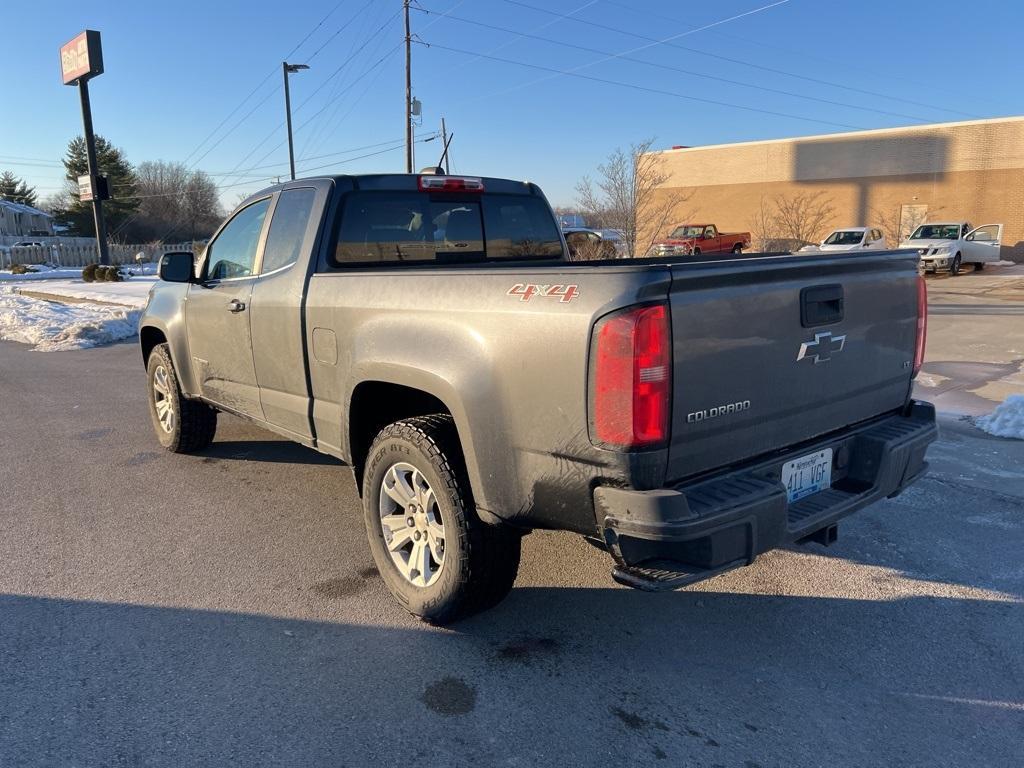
650;223;751;257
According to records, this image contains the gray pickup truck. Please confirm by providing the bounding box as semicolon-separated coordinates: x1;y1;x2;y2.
140;172;937;623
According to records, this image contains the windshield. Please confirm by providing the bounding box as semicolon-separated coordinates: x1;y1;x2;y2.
823;230;864;245
910;224;960;240
333;192;564;264
669;225;704;238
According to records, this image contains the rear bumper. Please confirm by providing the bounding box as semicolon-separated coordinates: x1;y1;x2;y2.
594;401;937;588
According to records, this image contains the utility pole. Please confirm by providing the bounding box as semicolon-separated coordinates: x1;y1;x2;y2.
404;0;413;173
440;117;449;174
283;62;309;180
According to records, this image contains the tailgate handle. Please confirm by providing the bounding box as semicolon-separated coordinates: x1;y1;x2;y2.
801;284;844;327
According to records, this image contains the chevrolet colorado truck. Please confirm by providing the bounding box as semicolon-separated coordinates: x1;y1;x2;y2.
650;223;751;257
139;172;937;623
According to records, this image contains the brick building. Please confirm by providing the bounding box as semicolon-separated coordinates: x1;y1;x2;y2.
645;116;1024;261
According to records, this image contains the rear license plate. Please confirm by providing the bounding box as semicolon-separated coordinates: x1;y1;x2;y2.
781;449;833;503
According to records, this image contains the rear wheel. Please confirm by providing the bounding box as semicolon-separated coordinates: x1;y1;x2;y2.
731;243;743;254
147;343;217;453
362;415;521;624
950;253;962;276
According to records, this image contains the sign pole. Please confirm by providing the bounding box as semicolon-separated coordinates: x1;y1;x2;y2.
60;29;110;266
77;78;110;265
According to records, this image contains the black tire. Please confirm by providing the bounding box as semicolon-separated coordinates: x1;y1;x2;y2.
146;343;217;453
692;246;702;256
731;243;743;254
973;261;985;271
950;253;962;276
362;415;521;624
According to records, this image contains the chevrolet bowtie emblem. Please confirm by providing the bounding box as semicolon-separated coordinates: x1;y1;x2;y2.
797;331;847;364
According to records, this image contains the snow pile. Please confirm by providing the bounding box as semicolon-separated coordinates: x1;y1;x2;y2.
0;266;84;281
0;286;140;351
21;277;156;308
975;395;1024;440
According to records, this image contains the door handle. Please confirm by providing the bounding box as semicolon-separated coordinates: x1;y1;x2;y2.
227;298;246;313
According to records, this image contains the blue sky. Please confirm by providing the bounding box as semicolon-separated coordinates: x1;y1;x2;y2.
2;0;1022;208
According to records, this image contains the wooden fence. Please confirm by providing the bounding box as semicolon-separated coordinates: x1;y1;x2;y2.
2;242;197;268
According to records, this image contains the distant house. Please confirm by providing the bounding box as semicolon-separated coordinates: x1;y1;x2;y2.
0;200;55;236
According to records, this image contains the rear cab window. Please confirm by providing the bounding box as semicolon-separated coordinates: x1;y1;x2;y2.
332;190;564;266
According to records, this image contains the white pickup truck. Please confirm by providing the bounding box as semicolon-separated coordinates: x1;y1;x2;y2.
900;221;1003;275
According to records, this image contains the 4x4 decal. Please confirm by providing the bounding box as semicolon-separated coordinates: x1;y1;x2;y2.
507;283;580;303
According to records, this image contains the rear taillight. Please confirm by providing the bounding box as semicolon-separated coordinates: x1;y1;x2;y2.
590;304;671;449
913;275;927;377
418;175;484;192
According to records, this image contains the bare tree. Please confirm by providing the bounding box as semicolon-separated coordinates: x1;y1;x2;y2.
576;138;691;257
872;203;934;247
747;195;778;252
771;191;836;246
128;161;223;242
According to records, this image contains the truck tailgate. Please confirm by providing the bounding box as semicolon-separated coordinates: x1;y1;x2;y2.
666;252;919;482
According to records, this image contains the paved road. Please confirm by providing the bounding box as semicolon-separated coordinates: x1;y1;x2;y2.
1;340;1022;767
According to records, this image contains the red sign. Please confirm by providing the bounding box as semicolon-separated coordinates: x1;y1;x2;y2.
60;30;103;85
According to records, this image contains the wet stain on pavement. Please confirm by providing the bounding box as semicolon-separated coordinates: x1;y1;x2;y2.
358;565;379;579
311;577;364;599
76;428;112;441
494;637;560;665
610;707;670;732
125;451;160;467
422;677;476;716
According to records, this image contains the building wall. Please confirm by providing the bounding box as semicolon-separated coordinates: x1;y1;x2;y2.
644;116;1024;260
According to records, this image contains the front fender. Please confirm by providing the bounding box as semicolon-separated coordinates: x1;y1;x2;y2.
139;283;197;396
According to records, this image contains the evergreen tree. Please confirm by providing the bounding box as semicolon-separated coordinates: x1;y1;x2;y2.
0;170;38;207
55;135;139;236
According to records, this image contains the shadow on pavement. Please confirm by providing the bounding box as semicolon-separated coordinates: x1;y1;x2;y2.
3;587;1020;767
195;439;343;466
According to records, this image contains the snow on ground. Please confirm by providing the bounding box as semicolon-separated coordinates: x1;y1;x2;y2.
976;395;1024;440
0;266;84;281
0;285;140;351
915;372;950;388
17;277;156;308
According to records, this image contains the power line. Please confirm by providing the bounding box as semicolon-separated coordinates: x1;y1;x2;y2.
417;40;866;129
216;6;401;190
496;0;979;120
180;0;352;167
419;9;932;123
598;0;994;113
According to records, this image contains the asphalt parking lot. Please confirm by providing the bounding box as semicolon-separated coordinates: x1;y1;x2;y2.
1;269;1022;767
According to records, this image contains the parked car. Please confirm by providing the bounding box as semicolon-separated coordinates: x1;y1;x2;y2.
899;221;1003;275
800;227;887;253
563;226;626;259
649;223;750;257
139;172;936;623
11;240;46;248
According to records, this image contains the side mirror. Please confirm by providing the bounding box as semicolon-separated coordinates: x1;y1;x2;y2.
159;251;195;283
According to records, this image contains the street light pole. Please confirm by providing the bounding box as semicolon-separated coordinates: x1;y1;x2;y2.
282;62;309;181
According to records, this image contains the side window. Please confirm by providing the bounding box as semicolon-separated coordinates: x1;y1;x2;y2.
962;223;971;237
705;225;717;238
205;198;270;280
262;188;316;273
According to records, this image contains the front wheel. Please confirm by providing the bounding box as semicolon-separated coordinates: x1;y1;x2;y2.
973;261;985;271
950;253;962;276
692;246;702;256
362;415;521;624
147;343;217;453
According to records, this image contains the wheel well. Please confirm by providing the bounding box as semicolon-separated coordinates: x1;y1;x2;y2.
140;326;167;366
348;382;453;492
